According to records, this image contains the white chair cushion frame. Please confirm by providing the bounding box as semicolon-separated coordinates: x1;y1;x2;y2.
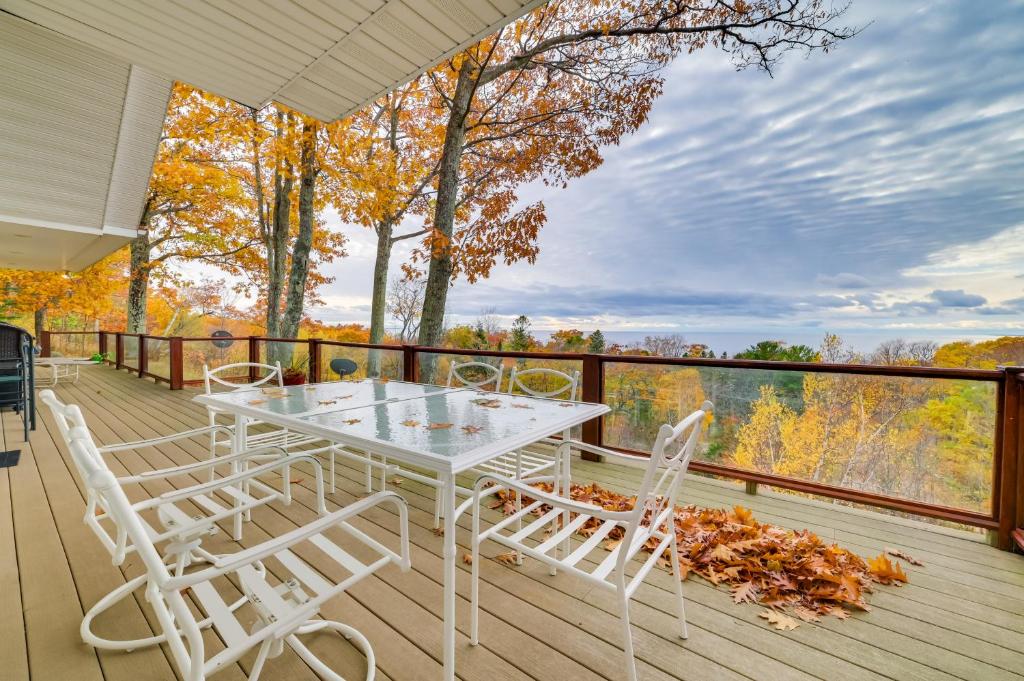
68;436;411;681
203;362;344;493
469;402;712;681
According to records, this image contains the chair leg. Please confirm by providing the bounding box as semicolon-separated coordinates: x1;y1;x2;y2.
433;488;442;529
618;592;639;681
515;451;523;565
329;447;336;494
668;533;689;639
470;506;482;645
365;455;374;493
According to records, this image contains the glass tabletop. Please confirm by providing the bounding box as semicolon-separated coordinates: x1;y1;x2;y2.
197;379;457;418
298;389;606;466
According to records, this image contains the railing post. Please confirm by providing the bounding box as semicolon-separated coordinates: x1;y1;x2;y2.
169;337;184;390
309;338;321;383
39;330;51;357
138;335;147;377
580;353;604;461
248;336;259;382
402;344;418;383
98;331;107;360
115;333;124;370
996;367;1024;550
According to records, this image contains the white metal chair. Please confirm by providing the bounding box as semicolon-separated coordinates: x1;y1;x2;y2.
469;402;712;681
67;435;411;681
204;362;341;491
39;389;328;652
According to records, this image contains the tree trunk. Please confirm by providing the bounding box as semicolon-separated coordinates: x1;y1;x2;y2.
126;227;151;334
33;306;46;341
417;63;476;382
279;119;319;368
265;112;294;365
366;220;394;378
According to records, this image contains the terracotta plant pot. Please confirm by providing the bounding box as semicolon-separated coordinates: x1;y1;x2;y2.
282;371;306;386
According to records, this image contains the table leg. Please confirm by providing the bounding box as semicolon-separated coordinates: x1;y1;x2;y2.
441;471;456;681
232;413;246;540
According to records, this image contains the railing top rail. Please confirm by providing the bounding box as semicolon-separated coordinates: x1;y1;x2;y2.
408;345;586;362
600;353;1006;381
317;339;405;351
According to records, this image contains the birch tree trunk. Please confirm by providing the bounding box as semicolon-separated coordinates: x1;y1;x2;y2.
417;63;475;382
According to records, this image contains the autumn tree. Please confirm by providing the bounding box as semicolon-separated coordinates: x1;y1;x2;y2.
588;330;606;354
413;0;856;380
128;84;254;333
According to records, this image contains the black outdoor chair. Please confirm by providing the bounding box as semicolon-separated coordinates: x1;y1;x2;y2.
0;322;35;443
329;358;358;380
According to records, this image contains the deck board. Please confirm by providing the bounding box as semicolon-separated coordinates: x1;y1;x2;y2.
3;365;1023;681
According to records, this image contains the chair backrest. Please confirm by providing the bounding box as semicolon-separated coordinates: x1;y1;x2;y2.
39;388;87;448
506;366;580;401
618;401;713;568
330;357;358;379
446;360;504;391
203;361;283;394
67;437;204;677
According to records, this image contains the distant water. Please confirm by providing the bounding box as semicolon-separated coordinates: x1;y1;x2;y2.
531;329;1012;356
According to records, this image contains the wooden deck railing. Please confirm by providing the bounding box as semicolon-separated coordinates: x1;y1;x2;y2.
40;329;1024;550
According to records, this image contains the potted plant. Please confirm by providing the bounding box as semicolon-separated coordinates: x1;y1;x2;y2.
282;366;306;385
282;356;308;385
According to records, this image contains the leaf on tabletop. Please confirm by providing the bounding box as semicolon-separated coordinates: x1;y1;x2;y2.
461;425;483;434
426;422;454;430
885;547;923;566
377;377;390;384
304;386;316;391
401;419;420;427
511;403;533;409
248;399;267;405
342;418;361;425
319;400;337;405
558;402;575;407
759;610;800;631
338;394;353;399
471;398;503;408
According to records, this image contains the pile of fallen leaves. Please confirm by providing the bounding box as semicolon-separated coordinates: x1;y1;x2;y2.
492;482;914;628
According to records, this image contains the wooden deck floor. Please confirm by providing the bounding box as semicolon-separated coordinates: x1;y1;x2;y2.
2;366;1023;681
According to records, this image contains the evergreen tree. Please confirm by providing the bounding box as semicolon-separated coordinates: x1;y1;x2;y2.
508;314;532;351
588;329;606;354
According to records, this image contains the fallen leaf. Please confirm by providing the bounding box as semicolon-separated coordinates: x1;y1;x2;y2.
318;399;337;406
759;610;800;631
511;403;533;409
867;554;908;585
471;398;503;408
732;581;758;604
462;554;473;565
426;422;454;430
558;402;575;407
342;418;361;425
248;399;267;405
400;419;420;427
793;606;821;623
304;386;316;391
494;551;519;565
461;425;483;434
432;527;444;536
390;477;404;486
885;547;923;566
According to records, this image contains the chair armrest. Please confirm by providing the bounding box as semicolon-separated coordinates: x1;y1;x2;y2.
164;491;410;591
117;446;288;484
560;440;650;467
134;453;320;510
97;425;235;453
472;473;633;521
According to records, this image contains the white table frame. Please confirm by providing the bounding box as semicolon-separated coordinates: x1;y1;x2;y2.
195;380;609;681
35;357;95;386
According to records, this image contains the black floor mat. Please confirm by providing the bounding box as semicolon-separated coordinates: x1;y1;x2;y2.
0;450;20;468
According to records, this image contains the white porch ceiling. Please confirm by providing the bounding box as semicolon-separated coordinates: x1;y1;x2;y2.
1;0;546;122
0;1;545;272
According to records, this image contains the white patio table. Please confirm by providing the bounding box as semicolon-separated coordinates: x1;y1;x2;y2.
194;378;609;680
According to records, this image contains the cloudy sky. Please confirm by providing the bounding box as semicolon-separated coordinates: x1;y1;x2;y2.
308;0;1024;348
